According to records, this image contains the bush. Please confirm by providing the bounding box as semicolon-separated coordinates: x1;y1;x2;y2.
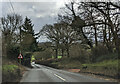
6;45;20;60
2;65;21;82
91;45;109;62
22;52;32;67
70;44;90;63
96;53;118;62
34;48;52;60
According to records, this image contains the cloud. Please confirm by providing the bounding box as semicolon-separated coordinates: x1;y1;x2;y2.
1;1;68;42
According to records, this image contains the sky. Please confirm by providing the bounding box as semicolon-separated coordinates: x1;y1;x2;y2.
0;0;70;42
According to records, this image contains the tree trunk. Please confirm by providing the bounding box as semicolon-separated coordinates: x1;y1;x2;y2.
91;13;97;47
61;49;64;57
55;42;59;59
81;28;93;48
94;25;98;46
106;3;119;57
109;19;119;58
55;49;58;59
67;48;70;58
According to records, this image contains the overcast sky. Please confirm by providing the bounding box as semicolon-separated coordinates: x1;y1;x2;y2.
1;0;70;42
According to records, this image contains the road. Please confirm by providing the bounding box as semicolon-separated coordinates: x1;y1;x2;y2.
20;62;115;83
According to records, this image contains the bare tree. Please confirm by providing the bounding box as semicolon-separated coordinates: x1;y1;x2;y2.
1;14;23;57
40;20;78;58
60;1;93;48
84;2;120;56
40;24;60;58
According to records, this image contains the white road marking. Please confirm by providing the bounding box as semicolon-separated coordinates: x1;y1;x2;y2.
54;74;66;81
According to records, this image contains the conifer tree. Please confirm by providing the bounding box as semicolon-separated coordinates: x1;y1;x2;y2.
21;17;38;52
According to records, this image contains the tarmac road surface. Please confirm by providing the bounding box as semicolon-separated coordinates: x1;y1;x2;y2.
20;62;117;84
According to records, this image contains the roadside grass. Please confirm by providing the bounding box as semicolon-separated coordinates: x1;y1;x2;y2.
3;65;18;72
81;59;119;78
2;64;21;82
51;56;62;59
2;58;26;82
58;56;62;59
51;58;119;79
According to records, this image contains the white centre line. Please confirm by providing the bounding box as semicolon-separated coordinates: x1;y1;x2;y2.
54;74;66;81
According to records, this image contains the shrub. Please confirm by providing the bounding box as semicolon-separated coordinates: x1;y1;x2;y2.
2;65;21;82
96;53;118;62
70;44;90;63
34;48;52;60
91;45;109;62
6;45;20;60
22;52;32;67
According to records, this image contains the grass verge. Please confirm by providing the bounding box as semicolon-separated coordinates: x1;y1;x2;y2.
2;65;21;82
2;58;26;82
81;59;120;79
